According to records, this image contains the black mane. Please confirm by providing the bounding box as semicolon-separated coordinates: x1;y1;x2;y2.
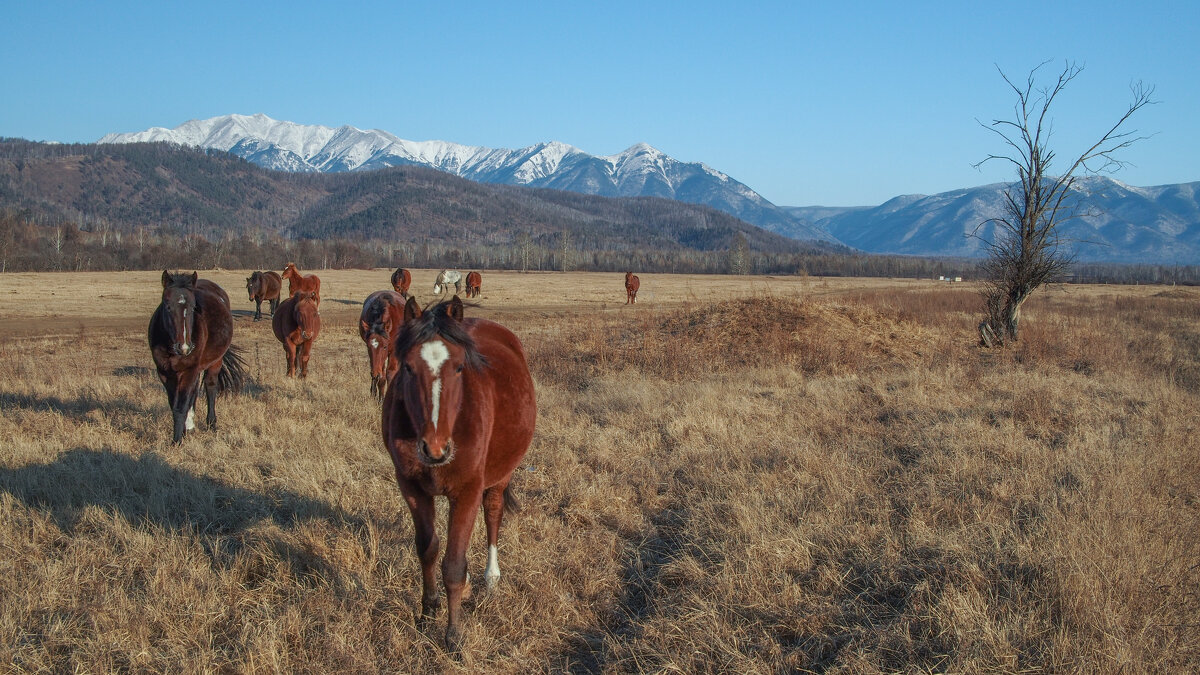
394;301;487;371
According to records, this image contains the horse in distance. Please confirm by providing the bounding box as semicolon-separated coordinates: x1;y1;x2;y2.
464;271;482;299
281;262;321;306
358;289;406;399
432;269;463;297
381;296;537;651
245;270;282;321
625;271;640;304
272;290;321;378
391;267;413;299
149;271;246;444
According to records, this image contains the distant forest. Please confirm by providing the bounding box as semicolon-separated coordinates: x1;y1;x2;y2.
0;139;1195;284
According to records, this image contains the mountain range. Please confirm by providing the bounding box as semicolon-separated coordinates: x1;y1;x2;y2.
99;114;829;243
98;114;1200;264
785;178;1200;264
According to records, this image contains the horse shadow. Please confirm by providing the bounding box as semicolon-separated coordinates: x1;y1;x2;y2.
322;298;360;306
0;389;155;426
0;448;366;584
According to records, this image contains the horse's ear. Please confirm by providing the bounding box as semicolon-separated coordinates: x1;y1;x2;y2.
446;295;464;322
189;272;198;287
403;296;422;323
161;270;171;288
360;318;370;334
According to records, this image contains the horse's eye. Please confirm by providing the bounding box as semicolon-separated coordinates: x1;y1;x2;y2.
455;364;464;374
402;363;413;375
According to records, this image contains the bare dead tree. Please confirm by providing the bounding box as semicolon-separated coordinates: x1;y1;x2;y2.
974;61;1155;348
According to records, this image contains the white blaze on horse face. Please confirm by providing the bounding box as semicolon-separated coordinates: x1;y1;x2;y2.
370;337;380;349
419;340;450;430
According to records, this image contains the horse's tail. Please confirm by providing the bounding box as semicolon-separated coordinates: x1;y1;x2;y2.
218;344;248;395
503;482;521;515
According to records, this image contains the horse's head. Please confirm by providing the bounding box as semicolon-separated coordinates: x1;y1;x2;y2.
282;262;298;279
293;291;320;341
395;296;484;466
246;272;260;300
361;318;393;399
161;270;199;356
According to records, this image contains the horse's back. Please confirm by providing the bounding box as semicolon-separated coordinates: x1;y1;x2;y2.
264;271;282;297
362;290;404;329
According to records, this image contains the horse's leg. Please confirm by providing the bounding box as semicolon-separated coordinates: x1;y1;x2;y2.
442;487;483;651
284;341;297;377
203;363;220;429
253;299;261;321
402;487;440;625
171;369;202;444
481;480;511;590
298;340;312;378
269;298;278;316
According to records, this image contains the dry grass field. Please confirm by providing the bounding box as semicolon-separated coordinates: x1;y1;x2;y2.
1;269;1197;673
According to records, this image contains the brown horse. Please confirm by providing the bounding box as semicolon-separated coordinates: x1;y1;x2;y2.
625;271;640;304
359;289;406;399
464;271;482;299
272;290;321;378
382;296;537;651
149;271;246;444
245;270;282;321
391;267;413;299
281;262;321;306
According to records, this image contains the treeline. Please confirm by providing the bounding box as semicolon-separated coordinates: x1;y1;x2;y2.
4;209;1196;284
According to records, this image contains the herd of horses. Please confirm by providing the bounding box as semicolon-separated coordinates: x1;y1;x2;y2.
147;264;641;651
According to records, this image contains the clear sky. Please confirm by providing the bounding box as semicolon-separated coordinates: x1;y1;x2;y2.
2;1;1196;206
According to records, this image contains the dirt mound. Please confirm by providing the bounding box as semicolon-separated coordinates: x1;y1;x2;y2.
650;296;934;376
529;296;937;384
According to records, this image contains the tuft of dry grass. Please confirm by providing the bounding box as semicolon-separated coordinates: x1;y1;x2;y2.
0;271;1197;672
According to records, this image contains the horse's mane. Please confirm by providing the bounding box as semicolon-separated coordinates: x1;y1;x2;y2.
362;295;392;336
394;301;488;371
164;272;196;289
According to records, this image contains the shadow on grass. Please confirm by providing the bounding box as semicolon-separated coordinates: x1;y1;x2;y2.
0;390;155;422
1;448;367;584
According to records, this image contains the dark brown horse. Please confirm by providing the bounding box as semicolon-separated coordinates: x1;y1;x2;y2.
359;289;406;399
625;271;640;304
245;270;282;321
464;271;482;299
281;262;321;306
149;271;246;444
382;296;536;651
272;290;321;378
391;267;413;299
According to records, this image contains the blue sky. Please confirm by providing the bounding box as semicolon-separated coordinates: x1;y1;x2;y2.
2;1;1196;206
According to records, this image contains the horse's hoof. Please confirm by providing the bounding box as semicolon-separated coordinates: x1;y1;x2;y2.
444;624;464;653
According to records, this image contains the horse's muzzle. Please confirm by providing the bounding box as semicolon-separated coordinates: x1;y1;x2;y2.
417;439;454;466
172;343;194;356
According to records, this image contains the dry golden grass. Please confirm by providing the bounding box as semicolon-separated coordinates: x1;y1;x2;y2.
0;270;1197;673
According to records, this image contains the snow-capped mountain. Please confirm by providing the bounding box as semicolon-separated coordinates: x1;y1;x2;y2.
785;176;1200;264
99;113;830;241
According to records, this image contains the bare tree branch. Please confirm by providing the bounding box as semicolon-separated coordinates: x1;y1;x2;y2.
974;62;1156;347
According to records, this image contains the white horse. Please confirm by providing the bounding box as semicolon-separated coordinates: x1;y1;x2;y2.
433;269;463;296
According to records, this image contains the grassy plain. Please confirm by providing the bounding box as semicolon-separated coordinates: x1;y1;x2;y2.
0;269;1197;673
